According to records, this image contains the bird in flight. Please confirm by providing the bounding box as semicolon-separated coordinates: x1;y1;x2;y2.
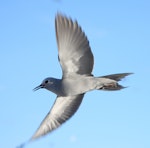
24;13;132;144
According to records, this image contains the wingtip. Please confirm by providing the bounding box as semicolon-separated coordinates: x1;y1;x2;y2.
55;12;75;23
126;72;134;76
55;12;66;20
16;140;29;148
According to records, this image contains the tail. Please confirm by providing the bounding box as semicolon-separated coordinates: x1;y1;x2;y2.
99;73;133;91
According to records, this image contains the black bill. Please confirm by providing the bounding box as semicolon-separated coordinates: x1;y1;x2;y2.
33;84;44;91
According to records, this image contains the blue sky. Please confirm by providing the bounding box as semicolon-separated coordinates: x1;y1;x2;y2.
0;0;150;148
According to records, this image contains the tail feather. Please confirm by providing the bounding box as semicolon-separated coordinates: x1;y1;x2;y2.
100;73;133;81
99;83;126;91
99;73;133;91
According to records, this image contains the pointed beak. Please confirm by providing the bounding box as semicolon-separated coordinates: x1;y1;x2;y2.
33;84;44;91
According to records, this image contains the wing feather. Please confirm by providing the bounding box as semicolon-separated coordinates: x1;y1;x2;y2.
55;14;94;77
31;94;84;140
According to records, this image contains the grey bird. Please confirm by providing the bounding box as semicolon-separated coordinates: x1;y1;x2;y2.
31;14;132;140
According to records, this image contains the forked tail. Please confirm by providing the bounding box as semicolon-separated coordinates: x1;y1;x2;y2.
99;73;133;91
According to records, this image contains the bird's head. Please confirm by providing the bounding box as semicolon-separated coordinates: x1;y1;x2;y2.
33;77;56;91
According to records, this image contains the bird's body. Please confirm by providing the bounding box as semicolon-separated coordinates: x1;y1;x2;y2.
40;76;121;97
24;13;132;142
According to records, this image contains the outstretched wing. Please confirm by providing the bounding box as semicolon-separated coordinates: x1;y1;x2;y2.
55;14;94;77
31;94;84;140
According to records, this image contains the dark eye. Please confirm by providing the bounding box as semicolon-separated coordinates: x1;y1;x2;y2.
45;80;48;84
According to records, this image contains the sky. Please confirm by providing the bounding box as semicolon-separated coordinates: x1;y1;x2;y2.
0;0;150;148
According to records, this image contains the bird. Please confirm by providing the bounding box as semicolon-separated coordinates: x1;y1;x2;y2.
30;13;132;141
